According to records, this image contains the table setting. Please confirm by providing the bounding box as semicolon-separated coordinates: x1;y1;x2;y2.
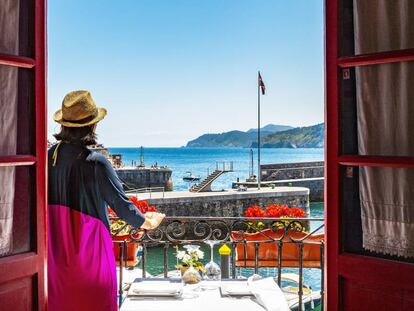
120;242;290;311
120;276;290;311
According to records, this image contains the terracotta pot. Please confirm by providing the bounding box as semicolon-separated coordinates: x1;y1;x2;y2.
178;265;189;275
231;228;324;268
177;264;205;275
112;236;140;267
181;265;202;284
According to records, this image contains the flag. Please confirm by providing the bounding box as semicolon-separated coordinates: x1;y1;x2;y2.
258;71;266;95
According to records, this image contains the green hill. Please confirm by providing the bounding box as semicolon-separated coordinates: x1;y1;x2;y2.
186;124;293;148
186;123;324;148
246;124;293;134
252;123;324;148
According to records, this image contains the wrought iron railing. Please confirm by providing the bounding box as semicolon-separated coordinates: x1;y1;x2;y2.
207;160;234;175
112;216;324;311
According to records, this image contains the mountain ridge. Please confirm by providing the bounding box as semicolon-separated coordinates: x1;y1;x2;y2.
186;123;324;148
246;124;293;134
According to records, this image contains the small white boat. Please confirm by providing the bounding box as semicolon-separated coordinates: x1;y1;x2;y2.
281;273;321;311
183;171;201;182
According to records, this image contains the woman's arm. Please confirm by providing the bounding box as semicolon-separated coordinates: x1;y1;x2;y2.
141;212;165;230
95;155;164;229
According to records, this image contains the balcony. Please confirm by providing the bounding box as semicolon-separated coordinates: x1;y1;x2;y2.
112;216;324;311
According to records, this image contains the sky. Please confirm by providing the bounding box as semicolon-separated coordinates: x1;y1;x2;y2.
48;0;324;147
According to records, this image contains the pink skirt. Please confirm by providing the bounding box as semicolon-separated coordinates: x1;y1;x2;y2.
48;204;117;311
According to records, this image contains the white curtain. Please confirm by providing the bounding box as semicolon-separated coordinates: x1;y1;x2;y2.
0;0;19;256
354;0;414;257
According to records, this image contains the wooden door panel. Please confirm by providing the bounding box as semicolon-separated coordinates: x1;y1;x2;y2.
0;0;47;309
402;296;414;311
0;277;34;311
341;279;402;311
325;1;414;310
338;254;414;291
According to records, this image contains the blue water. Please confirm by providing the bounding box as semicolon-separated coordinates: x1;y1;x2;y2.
108;147;324;191
145;202;324;290
109;147;325;290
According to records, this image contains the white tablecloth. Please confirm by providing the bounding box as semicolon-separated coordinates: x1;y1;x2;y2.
120;279;286;311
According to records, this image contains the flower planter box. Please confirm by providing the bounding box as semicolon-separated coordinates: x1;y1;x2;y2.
112;236;140;268
231;228;324;268
108;198;157;267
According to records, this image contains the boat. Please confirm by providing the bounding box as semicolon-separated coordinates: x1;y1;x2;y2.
281;273;321;311
183;172;201;182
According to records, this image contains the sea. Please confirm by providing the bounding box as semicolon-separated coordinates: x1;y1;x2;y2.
109;147;325;290
108;147;324;191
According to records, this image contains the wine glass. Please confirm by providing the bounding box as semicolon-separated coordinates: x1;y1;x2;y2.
204;240;221;281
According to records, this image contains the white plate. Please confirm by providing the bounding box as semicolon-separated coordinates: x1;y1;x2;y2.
129;281;183;297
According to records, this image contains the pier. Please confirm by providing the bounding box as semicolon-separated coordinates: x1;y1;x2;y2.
233;161;324;202
116;166;173;191
133;187;310;218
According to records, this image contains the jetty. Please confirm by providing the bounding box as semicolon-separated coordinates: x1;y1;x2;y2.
189;161;234;192
90;145;174;191
233;161;324;202
132;186;310;218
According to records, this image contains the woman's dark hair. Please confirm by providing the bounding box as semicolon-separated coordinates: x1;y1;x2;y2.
54;125;97;146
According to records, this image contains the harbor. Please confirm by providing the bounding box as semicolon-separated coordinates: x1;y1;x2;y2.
107;146;323;310
108;146;324;200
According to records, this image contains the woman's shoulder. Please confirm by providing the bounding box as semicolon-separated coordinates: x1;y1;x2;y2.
86;151;112;169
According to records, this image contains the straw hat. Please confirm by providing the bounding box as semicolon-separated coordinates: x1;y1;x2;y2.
53;90;107;127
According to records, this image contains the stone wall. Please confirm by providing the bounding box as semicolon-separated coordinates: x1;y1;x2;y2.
261;161;324;181
269;178;324;202
260;161;324;202
146;189;310;218
116;167;173;191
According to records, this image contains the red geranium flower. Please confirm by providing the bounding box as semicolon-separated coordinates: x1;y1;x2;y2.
286;207;305;218
244;205;265;218
129;197;158;214
265;204;289;217
265;204;305;218
108;197;158;217
108;207;117;217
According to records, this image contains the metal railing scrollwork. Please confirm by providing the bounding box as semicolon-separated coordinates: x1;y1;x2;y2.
111;216;324;311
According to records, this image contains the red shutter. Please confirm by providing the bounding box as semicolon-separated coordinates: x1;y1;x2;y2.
325;1;414;310
0;0;47;310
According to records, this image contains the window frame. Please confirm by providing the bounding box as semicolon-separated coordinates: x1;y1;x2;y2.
0;0;47;309
325;1;414;310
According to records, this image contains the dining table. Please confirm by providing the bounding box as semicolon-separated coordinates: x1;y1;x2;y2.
119;278;289;311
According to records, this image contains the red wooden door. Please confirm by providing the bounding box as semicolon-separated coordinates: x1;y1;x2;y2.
325;1;414;310
0;0;47;310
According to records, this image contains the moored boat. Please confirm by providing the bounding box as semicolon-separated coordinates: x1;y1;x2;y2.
183;171;201;182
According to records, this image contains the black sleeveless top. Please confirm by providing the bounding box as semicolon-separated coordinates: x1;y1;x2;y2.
48;142;145;230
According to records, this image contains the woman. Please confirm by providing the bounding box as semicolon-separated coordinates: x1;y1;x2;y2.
48;90;165;311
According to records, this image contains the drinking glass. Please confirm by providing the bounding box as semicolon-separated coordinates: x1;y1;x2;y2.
204;240;221;281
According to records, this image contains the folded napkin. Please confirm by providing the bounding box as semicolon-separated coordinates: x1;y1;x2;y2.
129;281;183;296
221;281;252;296
248;276;290;311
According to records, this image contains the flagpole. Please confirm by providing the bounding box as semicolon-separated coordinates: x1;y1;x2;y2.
257;71;261;190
